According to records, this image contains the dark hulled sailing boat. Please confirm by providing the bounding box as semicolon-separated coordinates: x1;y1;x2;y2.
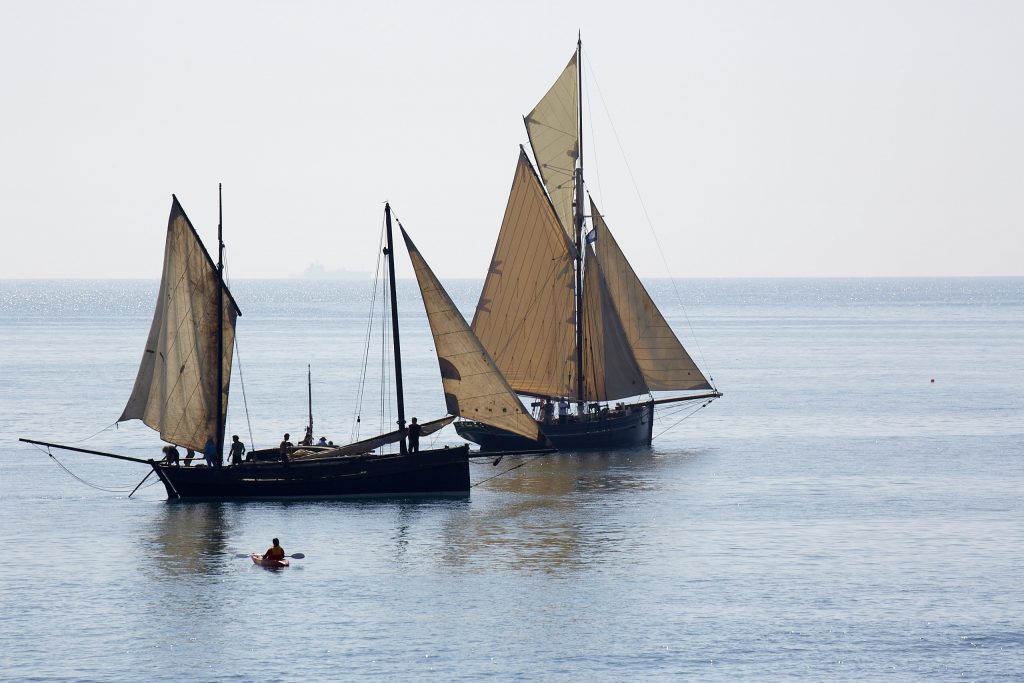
454;40;721;451
22;197;542;499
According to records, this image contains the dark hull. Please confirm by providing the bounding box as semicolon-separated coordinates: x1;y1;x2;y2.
152;445;470;500
455;403;653;452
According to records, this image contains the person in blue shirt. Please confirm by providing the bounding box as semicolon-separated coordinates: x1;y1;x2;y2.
203;437;219;467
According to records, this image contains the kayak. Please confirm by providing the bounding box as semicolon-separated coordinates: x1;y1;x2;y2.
251;553;289;568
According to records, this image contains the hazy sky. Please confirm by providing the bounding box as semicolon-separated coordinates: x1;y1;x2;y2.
2;0;1022;279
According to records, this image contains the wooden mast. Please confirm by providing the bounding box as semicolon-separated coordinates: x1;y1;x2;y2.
383;203;408;455
307;364;313;442
216;182;225;462
573;34;585;409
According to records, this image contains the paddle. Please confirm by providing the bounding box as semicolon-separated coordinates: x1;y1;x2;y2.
237;552;305;559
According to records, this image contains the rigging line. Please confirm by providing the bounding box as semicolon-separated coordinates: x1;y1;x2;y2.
651;400;715;440
470;452;549;488
582;51;716;387
224;246;256;450
34;444;138;493
352;218;387;443
377;242;393;454
583;61;603;217
233;335;257;452
61;421;119;445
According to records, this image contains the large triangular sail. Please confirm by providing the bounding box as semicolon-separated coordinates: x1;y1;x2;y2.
401;226;542;442
588;200;711;392
581;239;649;400
525;52;579;238
119;197;241;451
471;149;577;398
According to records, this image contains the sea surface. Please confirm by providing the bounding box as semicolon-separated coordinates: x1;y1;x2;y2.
1;277;1021;682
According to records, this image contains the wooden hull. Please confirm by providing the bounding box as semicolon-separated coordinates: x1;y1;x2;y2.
455;403;653;452
152;445;470;500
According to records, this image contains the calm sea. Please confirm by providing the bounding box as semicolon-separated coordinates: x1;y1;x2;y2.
1;278;1021;681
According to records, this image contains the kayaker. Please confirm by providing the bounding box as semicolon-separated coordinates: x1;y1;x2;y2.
264;538;285;562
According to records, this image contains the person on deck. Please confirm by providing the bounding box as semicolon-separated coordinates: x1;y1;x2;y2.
279;433;293;464
203;437;218;467
299;426;313;446
316;436;328;446
540;399;554;425
184;448;195;467
408;417;422;453
558;398;570;424
229;435;245;466
264;538;285;562
161;445;180;466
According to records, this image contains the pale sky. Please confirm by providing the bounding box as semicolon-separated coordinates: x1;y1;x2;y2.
2;0;1022;279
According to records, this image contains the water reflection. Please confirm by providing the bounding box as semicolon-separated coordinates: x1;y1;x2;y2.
142;502;232;579
440;448;676;573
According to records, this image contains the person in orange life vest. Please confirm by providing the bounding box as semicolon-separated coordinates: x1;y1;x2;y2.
264;538;285;562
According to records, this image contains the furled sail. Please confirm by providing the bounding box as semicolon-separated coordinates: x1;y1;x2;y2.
525;51;579;238
297;417;454;458
588;200;712;391
472;149;577;399
119;196;241;451
401;226;542;442
581;240;649;400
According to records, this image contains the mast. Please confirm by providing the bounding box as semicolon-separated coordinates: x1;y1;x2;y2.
216;183;225;461
307;364;313;441
573;35;585;407
383;203;408;454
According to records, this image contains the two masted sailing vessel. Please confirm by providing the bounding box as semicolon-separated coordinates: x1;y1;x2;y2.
23;196;542;499
455;40;721;451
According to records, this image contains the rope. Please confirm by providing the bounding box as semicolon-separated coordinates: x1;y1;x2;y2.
62;421;119;444
34;444;140;493
582;51;716;389
352;218;387;444
470;453;550;488
651;398;717;440
233;334;257;452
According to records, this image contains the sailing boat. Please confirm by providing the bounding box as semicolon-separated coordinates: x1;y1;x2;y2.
22;196;542;499
454;39;721;451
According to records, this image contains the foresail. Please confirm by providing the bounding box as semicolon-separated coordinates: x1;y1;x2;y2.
525;51;579;238
582;241;649;400
589;200;712;391
119;197;241;451
472;150;577;399
401;226;542;443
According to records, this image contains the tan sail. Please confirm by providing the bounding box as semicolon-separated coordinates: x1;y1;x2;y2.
402;226;542;442
295;417;455;458
472;149;577;398
119;197;241;451
525;51;579;237
589;200;712;391
581;240;649;400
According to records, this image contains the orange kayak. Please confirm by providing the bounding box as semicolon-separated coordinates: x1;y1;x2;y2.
251;553;289;568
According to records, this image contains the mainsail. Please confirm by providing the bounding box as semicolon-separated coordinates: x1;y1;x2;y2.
402;226;541;442
119;197;241;451
471;149;577;399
